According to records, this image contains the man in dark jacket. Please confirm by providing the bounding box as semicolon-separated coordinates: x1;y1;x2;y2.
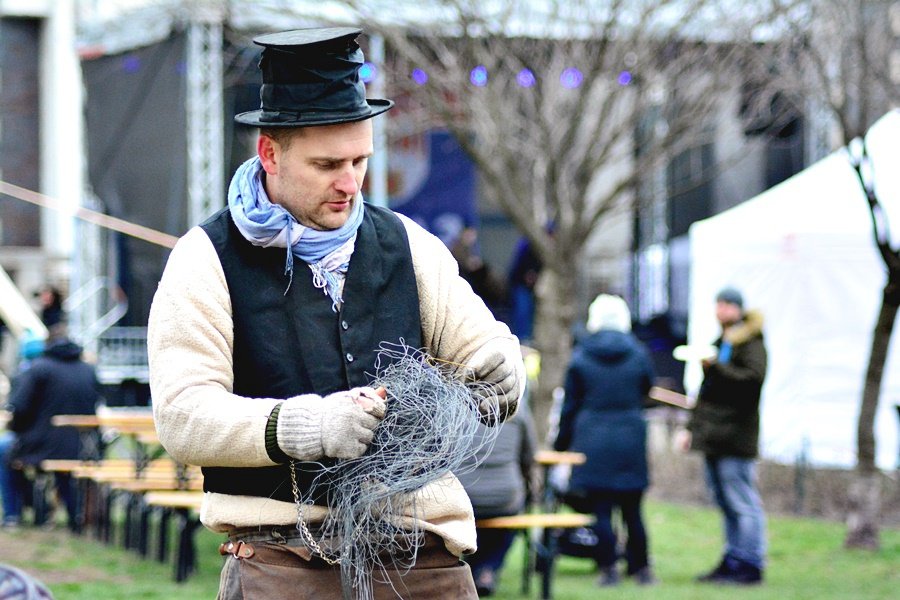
554;294;656;586
686;286;767;585
5;332;101;529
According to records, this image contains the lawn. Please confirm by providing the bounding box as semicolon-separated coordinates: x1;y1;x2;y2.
1;501;897;599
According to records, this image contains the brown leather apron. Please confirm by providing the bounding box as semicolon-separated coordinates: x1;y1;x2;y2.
216;530;478;599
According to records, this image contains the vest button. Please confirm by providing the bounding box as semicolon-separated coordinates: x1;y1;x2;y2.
346;353;354;363
341;320;349;330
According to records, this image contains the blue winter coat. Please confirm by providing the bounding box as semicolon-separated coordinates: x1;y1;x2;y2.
554;330;654;492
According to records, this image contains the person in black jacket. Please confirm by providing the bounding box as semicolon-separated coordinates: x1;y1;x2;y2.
685;286;767;585
5;330;101;529
554;294;656;586
458;399;536;596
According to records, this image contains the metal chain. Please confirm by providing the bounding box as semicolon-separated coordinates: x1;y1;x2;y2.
290;460;342;565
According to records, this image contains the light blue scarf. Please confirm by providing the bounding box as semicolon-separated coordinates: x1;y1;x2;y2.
228;157;364;307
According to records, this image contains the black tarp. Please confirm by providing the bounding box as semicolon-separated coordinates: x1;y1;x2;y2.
0;18;41;248
82;33;188;326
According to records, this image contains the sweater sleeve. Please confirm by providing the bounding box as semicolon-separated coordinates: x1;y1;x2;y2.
399;214;525;410
147;227;283;467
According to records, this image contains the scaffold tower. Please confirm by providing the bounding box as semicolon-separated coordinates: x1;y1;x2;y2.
186;5;224;227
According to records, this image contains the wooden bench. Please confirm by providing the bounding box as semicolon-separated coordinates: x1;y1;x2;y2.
476;512;594;600
52;410;160;469
41;458;199;544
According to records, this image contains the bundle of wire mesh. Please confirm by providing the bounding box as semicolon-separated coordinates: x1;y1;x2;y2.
292;343;503;600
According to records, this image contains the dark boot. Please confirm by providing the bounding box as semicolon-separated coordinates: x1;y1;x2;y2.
698;555;763;585
596;565;620;587
633;566;658;585
696;556;729;582
722;560;763;585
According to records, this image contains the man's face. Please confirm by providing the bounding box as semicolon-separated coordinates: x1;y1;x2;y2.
715;300;742;327
259;120;373;231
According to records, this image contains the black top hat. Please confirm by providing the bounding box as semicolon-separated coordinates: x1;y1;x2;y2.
235;27;393;128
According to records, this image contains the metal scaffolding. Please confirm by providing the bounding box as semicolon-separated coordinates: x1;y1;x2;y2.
186;8;224;227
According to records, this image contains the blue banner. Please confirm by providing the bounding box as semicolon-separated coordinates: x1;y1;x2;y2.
388;130;476;246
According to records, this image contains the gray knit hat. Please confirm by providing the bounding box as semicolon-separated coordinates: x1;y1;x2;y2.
715;286;744;309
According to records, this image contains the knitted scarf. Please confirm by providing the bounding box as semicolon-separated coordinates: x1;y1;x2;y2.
228;156;364;309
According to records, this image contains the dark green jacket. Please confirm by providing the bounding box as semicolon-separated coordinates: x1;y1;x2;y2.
689;310;767;458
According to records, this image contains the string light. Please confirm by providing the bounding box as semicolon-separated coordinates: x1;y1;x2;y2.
517;68;536;88
359;62;376;84
560;67;583;89
411;68;428;85
470;65;488;87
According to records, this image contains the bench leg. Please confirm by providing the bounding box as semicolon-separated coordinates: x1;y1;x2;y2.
174;508;199;582
137;496;151;557
99;484;113;544
31;472;52;526
521;528;533;596
123;491;134;550
156;507;170;563
538;528;561;600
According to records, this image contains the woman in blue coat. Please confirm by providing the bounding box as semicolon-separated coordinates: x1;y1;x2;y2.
554;294;656;586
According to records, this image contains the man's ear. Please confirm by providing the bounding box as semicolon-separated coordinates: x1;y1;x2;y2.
257;135;278;175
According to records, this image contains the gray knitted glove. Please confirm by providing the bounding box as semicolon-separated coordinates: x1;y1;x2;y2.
465;345;522;425
276;387;386;460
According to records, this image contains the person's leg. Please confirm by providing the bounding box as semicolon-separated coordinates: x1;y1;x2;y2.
54;472;79;531
468;527;516;595
589;495;617;569
715;457;767;571
0;433;23;525
697;456;731;580
703;455;734;549
618;491;649;575
585;492;619;585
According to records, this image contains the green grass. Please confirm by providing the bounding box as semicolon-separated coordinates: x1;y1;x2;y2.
2;501;897;599
493;502;900;600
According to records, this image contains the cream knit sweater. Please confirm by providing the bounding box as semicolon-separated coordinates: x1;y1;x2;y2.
147;212;525;557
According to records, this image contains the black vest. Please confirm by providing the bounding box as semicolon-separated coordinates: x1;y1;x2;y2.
199;204;422;503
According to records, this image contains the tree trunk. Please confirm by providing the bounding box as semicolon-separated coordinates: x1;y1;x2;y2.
529;268;577;446
844;281;899;549
844;472;883;550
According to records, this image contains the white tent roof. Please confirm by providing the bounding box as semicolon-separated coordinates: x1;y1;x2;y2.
687;110;900;471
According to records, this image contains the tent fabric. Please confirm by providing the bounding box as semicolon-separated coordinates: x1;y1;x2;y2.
82;34;188;326
687;110;900;471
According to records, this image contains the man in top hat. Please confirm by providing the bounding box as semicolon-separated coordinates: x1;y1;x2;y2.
683;286;768;585
148;27;524;598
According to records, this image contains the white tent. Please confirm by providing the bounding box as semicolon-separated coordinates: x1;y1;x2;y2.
687;110;900;471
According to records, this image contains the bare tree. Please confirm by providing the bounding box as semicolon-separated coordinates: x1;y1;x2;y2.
752;0;900;550
310;0;760;442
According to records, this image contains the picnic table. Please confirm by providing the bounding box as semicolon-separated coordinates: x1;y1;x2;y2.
47;408;203;580
52;408;160;471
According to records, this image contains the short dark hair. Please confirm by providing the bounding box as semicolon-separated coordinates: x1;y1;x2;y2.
259;127;304;150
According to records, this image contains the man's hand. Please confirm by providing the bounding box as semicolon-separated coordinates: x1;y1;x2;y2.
277;387;387;460
465;346;521;425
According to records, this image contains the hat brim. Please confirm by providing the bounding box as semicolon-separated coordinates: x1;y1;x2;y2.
234;99;393;128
